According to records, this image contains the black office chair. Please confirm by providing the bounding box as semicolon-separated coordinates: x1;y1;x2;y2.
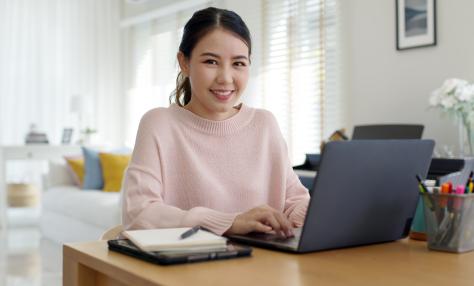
351;124;424;140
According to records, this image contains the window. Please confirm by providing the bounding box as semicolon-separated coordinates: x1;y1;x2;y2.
260;0;341;164
122;8;202;146
122;1;341;162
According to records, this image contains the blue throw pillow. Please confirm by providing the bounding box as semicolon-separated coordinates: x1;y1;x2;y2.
82;147;104;190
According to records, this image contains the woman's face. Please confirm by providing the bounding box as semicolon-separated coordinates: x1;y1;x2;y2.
178;28;250;120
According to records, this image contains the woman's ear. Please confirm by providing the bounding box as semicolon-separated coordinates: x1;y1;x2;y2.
177;52;189;77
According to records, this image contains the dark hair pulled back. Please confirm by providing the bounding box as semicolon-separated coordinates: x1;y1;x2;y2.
170;7;252;106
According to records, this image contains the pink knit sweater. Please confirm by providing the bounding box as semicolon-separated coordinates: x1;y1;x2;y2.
122;103;310;235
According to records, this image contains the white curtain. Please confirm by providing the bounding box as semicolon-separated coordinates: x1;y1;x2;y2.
0;0;121;146
122;6;206;146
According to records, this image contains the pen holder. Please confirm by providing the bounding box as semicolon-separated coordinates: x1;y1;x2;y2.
421;192;474;253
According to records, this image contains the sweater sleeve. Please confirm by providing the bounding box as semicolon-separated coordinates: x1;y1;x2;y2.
283;167;310;227
266;111;310;227
121;111;238;235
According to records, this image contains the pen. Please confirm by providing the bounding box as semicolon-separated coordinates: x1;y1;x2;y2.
180;226;201;240
416;175;435;211
415;175;429;193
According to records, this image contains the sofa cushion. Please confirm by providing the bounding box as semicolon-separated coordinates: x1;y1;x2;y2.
42;186;121;229
99;152;131;192
82;147;104;190
82;147;132;190
46;160;76;188
64;156;85;187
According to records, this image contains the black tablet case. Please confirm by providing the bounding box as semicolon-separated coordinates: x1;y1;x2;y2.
108;239;252;265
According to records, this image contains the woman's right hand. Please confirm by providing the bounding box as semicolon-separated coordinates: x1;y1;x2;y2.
225;205;294;237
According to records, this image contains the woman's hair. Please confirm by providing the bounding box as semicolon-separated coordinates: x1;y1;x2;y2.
170;7;252;107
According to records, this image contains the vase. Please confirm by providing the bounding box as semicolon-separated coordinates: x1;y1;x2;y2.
459;114;474;157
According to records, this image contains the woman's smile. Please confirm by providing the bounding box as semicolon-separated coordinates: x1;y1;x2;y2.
210;89;235;101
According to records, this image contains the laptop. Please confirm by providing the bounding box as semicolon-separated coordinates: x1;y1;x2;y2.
228;139;435;253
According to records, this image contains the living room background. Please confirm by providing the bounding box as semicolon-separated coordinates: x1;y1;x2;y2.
2;0;472;160
121;0;342;164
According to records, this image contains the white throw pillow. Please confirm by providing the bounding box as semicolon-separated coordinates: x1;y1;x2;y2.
45;160;76;189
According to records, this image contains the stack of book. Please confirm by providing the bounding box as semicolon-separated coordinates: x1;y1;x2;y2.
25;132;49;144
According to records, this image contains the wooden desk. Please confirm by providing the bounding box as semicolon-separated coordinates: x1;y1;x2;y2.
64;239;474;286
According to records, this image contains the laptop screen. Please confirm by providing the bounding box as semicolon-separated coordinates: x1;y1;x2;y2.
352;124;424;140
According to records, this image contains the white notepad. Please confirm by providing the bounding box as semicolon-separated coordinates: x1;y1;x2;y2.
122;228;227;252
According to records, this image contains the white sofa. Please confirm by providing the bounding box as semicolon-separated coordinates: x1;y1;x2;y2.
40;160;121;243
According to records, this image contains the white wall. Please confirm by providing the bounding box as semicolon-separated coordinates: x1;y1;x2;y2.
342;0;474;155
121;0;177;18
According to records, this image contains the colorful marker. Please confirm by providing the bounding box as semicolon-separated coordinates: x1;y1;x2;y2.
454;185;464;209
441;183;450;194
456;185;465;194
440;182;450;208
466;171;473;194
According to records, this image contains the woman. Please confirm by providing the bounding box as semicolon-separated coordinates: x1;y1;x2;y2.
122;7;309;238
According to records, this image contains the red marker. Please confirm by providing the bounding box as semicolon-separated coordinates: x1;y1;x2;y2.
447;182;453;193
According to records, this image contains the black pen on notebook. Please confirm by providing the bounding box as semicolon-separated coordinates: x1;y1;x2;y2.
180;226;201;239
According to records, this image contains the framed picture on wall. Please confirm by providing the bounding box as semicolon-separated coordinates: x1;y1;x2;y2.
61;128;74;144
396;0;437;50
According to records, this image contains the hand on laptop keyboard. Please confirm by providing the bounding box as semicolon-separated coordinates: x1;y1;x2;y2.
225;205;294;238
247;231;296;242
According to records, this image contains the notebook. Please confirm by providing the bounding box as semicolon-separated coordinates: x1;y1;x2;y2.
122;228;227;252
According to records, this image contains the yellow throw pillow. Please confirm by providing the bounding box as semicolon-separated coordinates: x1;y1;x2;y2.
99;152;131;192
64;156;85;187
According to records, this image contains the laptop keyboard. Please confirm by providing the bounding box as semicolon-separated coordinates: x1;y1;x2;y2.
245;228;302;244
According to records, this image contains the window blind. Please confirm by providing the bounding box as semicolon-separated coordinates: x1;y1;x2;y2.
261;0;340;164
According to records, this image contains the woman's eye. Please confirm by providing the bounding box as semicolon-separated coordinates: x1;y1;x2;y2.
204;59;218;65
234;61;247;67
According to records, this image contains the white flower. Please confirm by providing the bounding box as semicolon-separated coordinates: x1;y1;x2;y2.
430;78;474;119
440;96;457;109
429;88;443;106
441;78;469;95
455;83;474;102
